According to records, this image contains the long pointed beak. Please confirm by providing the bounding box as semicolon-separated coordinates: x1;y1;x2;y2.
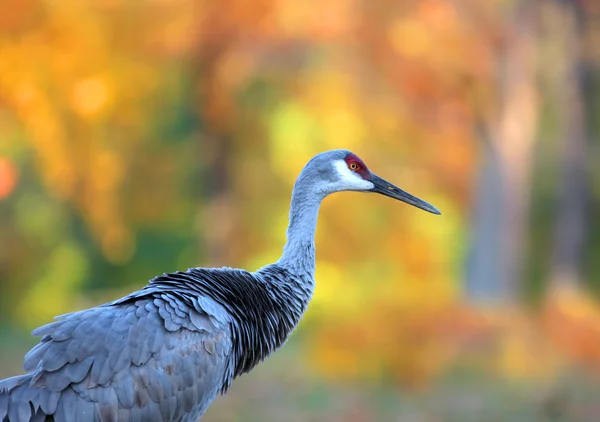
369;174;441;215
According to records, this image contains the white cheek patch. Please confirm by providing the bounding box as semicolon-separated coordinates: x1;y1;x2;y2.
333;160;374;191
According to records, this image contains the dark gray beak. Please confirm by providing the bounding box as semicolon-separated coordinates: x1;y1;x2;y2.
369;174;441;215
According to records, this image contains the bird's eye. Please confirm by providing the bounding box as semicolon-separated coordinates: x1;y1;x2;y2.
349;162;359;171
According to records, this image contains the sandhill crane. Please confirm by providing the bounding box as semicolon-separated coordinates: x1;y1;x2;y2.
0;149;440;421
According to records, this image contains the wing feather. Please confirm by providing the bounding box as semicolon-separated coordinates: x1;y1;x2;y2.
2;274;236;422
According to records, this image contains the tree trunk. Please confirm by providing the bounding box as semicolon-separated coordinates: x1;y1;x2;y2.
194;5;237;267
549;0;591;289
466;0;539;304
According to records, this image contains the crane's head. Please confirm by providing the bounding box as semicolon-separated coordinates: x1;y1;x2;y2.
301;150;441;215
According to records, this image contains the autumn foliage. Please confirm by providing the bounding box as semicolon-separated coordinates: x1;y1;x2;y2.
1;0;600;413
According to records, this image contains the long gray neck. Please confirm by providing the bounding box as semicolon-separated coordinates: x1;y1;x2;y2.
276;176;325;277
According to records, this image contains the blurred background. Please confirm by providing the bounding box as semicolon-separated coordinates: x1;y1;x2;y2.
1;0;600;420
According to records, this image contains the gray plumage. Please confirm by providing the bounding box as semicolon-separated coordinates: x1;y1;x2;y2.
0;150;440;422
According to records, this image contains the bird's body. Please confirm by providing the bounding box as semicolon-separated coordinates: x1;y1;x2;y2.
0;150;439;421
0;265;311;422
